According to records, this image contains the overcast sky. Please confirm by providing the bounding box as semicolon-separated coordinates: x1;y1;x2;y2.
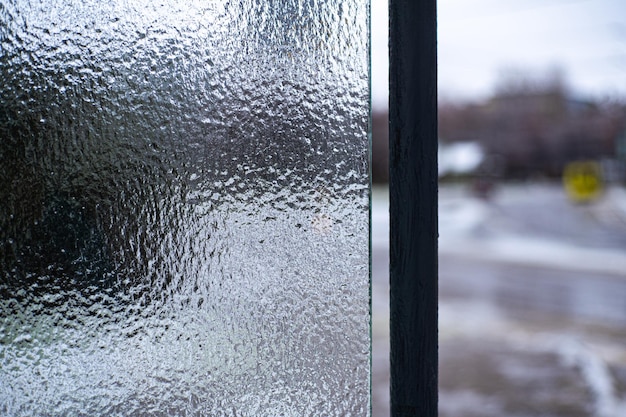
371;0;626;109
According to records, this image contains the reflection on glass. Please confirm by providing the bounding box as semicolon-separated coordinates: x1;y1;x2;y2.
0;0;370;414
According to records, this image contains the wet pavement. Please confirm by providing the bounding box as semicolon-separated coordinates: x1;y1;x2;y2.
372;183;626;417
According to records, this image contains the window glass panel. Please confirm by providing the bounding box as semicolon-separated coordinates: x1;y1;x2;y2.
0;0;370;415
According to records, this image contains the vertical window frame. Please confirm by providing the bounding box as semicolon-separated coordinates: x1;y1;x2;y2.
389;0;438;416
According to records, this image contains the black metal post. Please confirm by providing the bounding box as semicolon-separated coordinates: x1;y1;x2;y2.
389;0;438;416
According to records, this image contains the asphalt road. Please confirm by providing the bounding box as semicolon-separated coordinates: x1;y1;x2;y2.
372;183;626;417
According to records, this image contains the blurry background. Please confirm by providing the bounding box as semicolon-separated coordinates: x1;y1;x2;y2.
371;0;626;416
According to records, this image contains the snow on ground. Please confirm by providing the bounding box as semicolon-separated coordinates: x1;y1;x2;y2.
371;183;626;417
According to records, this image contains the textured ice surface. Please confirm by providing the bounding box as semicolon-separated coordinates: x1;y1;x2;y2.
0;0;370;415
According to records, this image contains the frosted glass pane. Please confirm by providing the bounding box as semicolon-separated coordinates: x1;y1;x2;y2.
0;0;370;415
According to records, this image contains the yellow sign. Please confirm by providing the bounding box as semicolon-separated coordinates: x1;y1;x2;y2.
563;161;603;202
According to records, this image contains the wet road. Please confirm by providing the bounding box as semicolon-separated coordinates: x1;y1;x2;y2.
372;183;626;417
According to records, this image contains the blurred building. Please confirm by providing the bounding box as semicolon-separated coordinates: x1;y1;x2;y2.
372;78;626;183
439;80;626;179
372;111;389;183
